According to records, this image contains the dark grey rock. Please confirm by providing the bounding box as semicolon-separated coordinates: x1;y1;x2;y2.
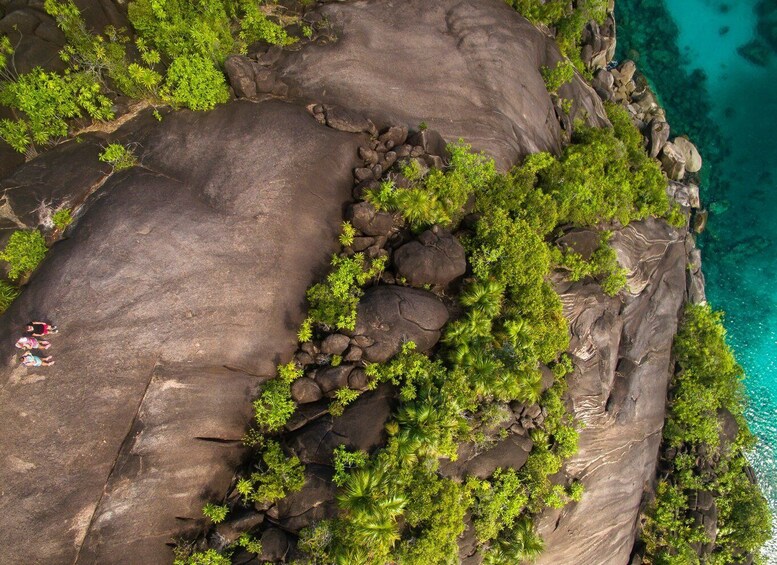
315;365;354;394
660;142;687;181
324;105;377;135
379;126;409;148
353;286;449;362
393;227;466;287
260;528;290;562
0;100;364;564
535;219;687;565
291;377;323;404
276;0;608;170
224;55;258;99
346;201;394;237
320;333;351;355
348;367;369;389
647;118;670;159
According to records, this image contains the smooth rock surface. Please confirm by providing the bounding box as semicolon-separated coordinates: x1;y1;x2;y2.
277;0;608;170
0;100;364;564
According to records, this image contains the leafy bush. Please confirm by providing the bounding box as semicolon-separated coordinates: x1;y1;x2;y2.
201;503;228;523
470;468;528;543
252;361;302;432
160;54;229;111
0;68;113;152
99;143;138;171
366;142;497;229
332;446;369;487
127;0;297;110
173;549;231;565
52;208;74;230
0;230;48;280
541;60;575;93
235;440;305;504
640;304;771;563
44;0;162;99
508;0;608;70
306;253;386;331
235;533;262;554
0;280;20;314
536;103;669;227
552;231;628;296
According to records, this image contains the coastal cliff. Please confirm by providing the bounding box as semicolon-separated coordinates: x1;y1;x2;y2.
0;0;767;563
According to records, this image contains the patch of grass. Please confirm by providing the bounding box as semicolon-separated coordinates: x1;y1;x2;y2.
52;208;74;230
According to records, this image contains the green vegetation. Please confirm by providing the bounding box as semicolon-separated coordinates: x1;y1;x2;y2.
252;361;302;432
173;548;231;565
552;231;628;296
508;0;609;70
332;445;369;486
0;280;20;314
639;304;771;564
366;145;496;230
0;230;48;281
52;208;74;230
234;440;305;504
235;533;262;554
99;143;138;171
1;0;306;154
0;65;113;153
127;0;298;110
305;253;387;331
541;60;575;94
201;503;228;524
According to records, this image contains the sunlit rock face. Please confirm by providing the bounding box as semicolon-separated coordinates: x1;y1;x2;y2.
535;219;687;565
0;1;677;563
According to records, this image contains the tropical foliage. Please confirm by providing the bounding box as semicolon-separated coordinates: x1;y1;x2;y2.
639;304;771;564
0;230;48;280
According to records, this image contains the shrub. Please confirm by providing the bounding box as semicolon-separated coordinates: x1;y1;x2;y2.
52;208;74;230
173;549;231;565
235;533;262;554
0;230;48;280
0;280;20;314
306;253;386;331
332;445;369;487
160;54;229;111
339;221;356;247
640;304;771;562
470;468;528;543
235;440;305;504
541;60;575;93
252;361;302;431
0;68;113;152
99;143;138;171
201;503;228;523
366;142;496;229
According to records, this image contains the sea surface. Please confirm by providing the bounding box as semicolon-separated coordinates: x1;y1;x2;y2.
616;0;777;558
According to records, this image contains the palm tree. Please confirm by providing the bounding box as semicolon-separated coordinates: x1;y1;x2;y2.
482;518;545;564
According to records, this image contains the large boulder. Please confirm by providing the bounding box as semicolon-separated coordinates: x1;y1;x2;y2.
393;226;467;287
673;136;703;173
352;286;449;362
0;100;365;564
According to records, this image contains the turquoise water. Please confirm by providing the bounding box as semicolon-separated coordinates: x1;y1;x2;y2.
617;0;777;558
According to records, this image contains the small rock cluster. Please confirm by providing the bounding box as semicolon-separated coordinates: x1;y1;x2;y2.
588;55;709;309
224;49;289;100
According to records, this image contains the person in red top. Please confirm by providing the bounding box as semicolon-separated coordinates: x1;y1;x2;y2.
26;321;58;337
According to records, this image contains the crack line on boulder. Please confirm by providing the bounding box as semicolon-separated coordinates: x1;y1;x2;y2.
72;358;161;565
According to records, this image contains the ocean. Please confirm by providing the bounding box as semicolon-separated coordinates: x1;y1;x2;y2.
616;0;777;557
